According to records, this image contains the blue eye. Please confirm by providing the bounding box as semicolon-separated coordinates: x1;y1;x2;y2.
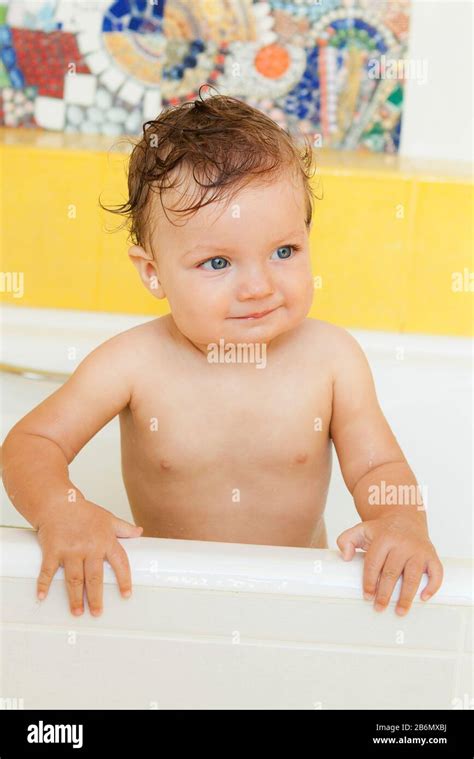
198;244;300;270
271;245;297;260
200;257;229;271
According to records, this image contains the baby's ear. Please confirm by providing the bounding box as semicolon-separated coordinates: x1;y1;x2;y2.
128;244;152;261
128;245;166;299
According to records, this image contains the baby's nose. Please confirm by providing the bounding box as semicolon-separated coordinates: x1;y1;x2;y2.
237;265;274;298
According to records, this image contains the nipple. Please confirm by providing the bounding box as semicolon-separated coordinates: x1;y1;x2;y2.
294;452;308;465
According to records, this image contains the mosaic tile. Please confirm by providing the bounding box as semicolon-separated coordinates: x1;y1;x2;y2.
6;1;62;32
163;0;253;44
53;1;111;35
63;76;144;136
0;84;36;126
63;72;97;106
143;87;162;120
0;0;411;153
84;48;111;75
99;65;127;93
118;78;145;106
10;28;89;97
76;29;103;56
220;40;306;99
0;58;10;88
103;0;164;33
34;93;65;129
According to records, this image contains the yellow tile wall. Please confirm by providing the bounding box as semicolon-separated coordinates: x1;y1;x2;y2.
1;129;472;335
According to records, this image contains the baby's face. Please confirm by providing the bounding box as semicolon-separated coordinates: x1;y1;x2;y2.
132;171;314;352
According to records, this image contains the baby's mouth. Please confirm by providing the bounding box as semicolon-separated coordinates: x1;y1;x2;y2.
230;307;278;320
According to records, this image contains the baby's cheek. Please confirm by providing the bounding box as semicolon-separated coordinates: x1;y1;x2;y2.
298;273;316;313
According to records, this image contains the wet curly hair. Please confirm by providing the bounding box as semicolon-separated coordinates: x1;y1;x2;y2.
100;85;318;256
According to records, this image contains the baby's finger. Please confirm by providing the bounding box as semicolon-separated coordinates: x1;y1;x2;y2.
64;557;85;616
37;555;60;600
374;551;405;612
84;556;104;617
420;557;444;601
106;541;133;599
363;542;389;601
395;558;425;616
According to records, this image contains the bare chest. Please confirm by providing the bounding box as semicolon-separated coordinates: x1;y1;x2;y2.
121;360;332;477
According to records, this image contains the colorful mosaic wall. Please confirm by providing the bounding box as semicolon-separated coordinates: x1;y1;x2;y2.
0;0;410;152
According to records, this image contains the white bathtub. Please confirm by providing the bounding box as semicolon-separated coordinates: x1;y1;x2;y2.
1;306;472;710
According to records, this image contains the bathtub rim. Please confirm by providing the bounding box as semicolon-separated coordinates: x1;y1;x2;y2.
1;526;472;607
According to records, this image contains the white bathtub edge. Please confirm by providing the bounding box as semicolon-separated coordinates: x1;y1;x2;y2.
1;526;472;606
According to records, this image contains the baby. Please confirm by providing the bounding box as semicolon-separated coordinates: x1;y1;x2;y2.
2;93;443;619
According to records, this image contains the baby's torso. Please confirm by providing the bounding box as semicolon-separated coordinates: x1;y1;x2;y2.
119;315;334;548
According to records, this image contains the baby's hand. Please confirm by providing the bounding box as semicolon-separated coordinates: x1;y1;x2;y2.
336;515;444;616
36;500;143;617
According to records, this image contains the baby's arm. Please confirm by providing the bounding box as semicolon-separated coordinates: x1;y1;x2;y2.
327;326;443;615
2;332;143;616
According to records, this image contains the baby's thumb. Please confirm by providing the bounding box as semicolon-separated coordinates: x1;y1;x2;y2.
336;522;368;561
114;519;143;538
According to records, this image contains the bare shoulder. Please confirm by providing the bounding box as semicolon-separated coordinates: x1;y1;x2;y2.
75;315;168;383
302;317;348;341
301;318;370;377
302;317;364;353
95;315;167;355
